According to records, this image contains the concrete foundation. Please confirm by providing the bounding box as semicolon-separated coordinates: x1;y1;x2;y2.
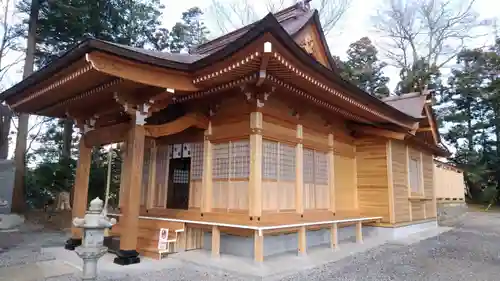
203;225;378;258
437;202;468;226
368;220;438;239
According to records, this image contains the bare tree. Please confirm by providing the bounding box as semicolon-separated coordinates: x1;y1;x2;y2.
208;0;351;35
373;0;482;71
0;0;22;160
12;0;39;213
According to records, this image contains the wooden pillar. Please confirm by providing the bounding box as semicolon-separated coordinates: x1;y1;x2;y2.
387;140;396;224
65;138;92;250
118;141;128;210
328;133;335;213
330;223;338;250
254;230;264;262
356;221;363;244
211;225;220;258
201;121;213;213
249;112;263;217
298;225;307;256
114;122;145;265
296;124;304;214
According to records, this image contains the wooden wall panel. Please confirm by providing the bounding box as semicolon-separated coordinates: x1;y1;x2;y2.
422;153;435;218
434;165;466;200
391;140;410;223
263;181;279;211
212;181;249;212
262;120;297;145
411;202;425;220
210;120;250;142
356;138;389;222
212;181;228;210
263;181;296;212
334;154;356;211
189;180;202;209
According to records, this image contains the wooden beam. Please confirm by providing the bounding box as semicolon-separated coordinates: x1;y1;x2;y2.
86;51;198;91
424;105;439;145
249;112;263;217
144;112;209;137
417;127;433;132
254;231;264;262
84;122;130;147
356;221;363;244
351;124;406;140
296;124;304;214
201;122;213;213
211;225;220;258
330;223;338;250
118;123;146;255
70;138;92;240
298;226;307;255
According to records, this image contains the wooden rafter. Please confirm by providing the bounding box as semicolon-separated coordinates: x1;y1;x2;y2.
11;64;94;109
85;51;198;91
350;124;406;140
38;78;124;116
144;112;209;137
424;104;439;145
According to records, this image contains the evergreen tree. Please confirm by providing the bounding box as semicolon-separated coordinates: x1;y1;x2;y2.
339;37;390;98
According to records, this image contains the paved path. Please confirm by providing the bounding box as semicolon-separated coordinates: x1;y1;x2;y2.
1;212;500;280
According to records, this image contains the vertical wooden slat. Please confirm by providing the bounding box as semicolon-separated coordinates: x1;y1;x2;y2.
119;124;146;251
201;122;213;212
146;143;157;209
406;145;413;221
330;223;338;250
249;112;263;217
296;124;304;214
211;225;220;258
356;221;363;244
420;152;427;219
298;225;307;255
353;146;358;209
70;138;92;239
386;140;396;224
328;133;335;213
254;231;264;262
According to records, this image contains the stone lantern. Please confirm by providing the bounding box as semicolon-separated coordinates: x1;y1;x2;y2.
73;197;116;281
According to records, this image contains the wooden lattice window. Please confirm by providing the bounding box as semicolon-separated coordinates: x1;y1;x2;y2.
409;157;421;193
141;140;154;205
262;140;278;179
190;142;204;180
279;143;296;181
173;169;189;184
314;152;328;185
213;143;230;179
231;140;250;178
303;148;314;184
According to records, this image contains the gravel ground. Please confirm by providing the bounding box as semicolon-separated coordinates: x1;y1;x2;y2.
282;212;500;281
2;211;500;281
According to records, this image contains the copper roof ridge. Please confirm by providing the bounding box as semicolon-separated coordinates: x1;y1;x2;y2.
191;2;308;54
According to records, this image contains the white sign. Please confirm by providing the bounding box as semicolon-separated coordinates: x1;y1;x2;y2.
158;228;169;250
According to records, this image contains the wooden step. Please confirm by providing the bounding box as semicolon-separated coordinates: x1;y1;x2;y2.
139;247;170;260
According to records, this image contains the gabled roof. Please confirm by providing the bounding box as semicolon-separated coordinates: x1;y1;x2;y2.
0;4;420;131
382;92;427;118
383;91;442;145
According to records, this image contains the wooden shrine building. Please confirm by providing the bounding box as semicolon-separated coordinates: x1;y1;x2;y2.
0;2;447;265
